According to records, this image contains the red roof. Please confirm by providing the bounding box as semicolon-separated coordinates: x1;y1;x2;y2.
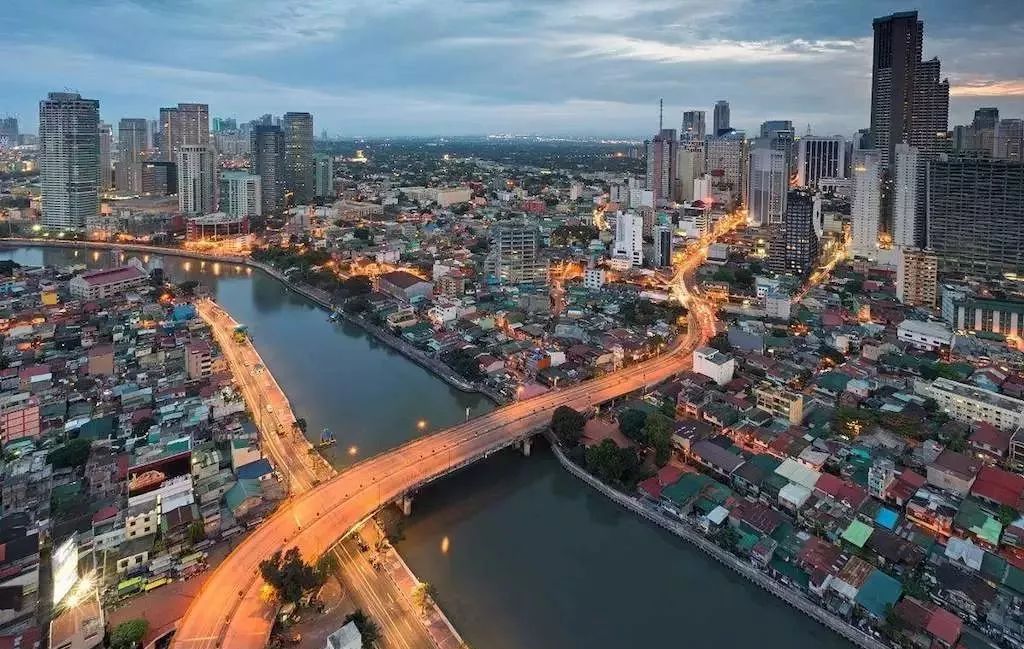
655;465;684;487
79;265;146;286
970;466;1024;511
814;473;869;509
970;422;1011;452
898;468;927;488
638;477;663;499
926;606;963;645
92;505;119;524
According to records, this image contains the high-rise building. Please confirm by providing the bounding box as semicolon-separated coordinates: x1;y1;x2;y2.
482;221;548;285
869;11;949;169
0;117;19;148
251;125;285;214
282;112;315;205
713;101;730;136
995;119;1023;161
612;211;644;268
681;111;705;140
926;158;1024;274
973;107;1000;131
212;117;237;133
98;122;113;192
116;118;148;195
38;92;100;231
892;143;921;249
796;135;846;188
851;150;883;258
770;188;821;275
176;145;216;216
747;147;787;226
675;147;704;203
896;247;938;306
760;120;793;139
653;224;673;268
219;171;262;218
645;129;677;205
159;103;209;161
705;133;746;201
315;154;335;198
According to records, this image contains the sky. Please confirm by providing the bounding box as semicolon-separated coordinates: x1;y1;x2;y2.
4;0;1023;137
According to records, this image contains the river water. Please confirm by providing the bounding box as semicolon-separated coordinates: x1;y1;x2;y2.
4;246;851;649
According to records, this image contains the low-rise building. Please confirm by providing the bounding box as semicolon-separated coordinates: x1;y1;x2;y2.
915;377;1024;432
754;383;805;425
897;319;953;351
692;347;735;386
69;265;148;300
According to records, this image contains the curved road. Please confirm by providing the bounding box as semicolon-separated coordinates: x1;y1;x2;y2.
172;219;733;649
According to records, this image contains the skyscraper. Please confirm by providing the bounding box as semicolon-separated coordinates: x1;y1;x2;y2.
612;211;644;268
251;125;285;214
116;118;148;195
770;188;821;275
713;101;730;137
159;103;209;161
926;158;1023;274
38;92;100;231
681;111;705;140
654;224;673;268
645;129;677;205
98;122;113;192
315;154;335;198
482;221;548;285
219;171;262;218
869;11;949;169
705;133;746;202
851;150;883;258
995;119;1023;161
973;107;999;131
796;136;846;188
0;117;19;148
747;147;787;226
675;147;703;203
895;247;938;306
892;143;921;249
283;112;315;205
176;145;216;216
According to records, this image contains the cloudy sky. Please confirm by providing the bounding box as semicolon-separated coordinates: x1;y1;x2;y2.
4;0;1023;137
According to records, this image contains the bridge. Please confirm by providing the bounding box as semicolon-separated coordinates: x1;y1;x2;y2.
171;218;733;649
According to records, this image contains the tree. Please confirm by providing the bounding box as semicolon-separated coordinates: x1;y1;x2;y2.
343;610;381;645
643;413;674;467
187;520;206;545
259;548;321;604
315;552;339;581
708;332;732;354
410;582;437;615
550;406;585;446
341;275;372;296
177;280;200;296
48;438;91;469
998;505;1019;527
618;408;647;442
110;619;149;649
294;418;308;434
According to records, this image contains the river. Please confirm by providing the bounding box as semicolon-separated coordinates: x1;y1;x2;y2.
3;245;852;649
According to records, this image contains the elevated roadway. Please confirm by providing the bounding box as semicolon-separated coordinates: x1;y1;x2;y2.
173;218;733;649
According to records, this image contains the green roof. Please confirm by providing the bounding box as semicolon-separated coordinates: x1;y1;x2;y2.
662;473;713;506
842;519;874;548
955;498;1003;546
737;531;760;553
855;569;902;618
981;551;1009;583
770;558;809;588
1003;565;1024;597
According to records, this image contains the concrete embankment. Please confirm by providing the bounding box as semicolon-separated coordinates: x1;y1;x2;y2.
546;437;890;649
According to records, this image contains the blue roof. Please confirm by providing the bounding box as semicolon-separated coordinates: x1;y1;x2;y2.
855;569;902;618
236;458;274;480
875;507;899;530
172;304;197;321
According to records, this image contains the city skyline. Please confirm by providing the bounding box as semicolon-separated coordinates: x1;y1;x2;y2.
3;0;1022;136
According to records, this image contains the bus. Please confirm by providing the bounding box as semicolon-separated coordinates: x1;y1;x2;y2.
144;577;172;592
116;577;146;598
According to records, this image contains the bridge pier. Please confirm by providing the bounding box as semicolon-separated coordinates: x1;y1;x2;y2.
399;494;413;516
520;437;532;457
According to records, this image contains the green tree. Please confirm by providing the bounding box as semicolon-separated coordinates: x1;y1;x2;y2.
110;619;149;649
643;413;674;467
294;418;308;434
177;279;200;296
187;521;206;545
343;609;381;645
48;438;91;469
716;526;740;551
315;552;339;580
341;275;372;296
550;406;585;446
998;505;1019;527
618;408;647;442
259;548;321;604
410;582;437;614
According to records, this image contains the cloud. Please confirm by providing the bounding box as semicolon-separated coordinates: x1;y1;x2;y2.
950;80;1024;97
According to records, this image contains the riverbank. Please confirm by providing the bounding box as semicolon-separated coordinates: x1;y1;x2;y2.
0;238;500;402
545;435;887;649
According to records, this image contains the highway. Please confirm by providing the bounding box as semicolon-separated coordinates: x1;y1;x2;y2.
172;215;737;649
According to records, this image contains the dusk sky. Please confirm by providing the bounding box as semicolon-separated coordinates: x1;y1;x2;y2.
5;0;1023;137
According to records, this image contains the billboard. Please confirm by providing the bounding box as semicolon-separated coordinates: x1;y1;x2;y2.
52;537;79;605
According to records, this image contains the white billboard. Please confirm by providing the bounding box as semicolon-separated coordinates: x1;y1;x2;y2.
52;537;79;605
